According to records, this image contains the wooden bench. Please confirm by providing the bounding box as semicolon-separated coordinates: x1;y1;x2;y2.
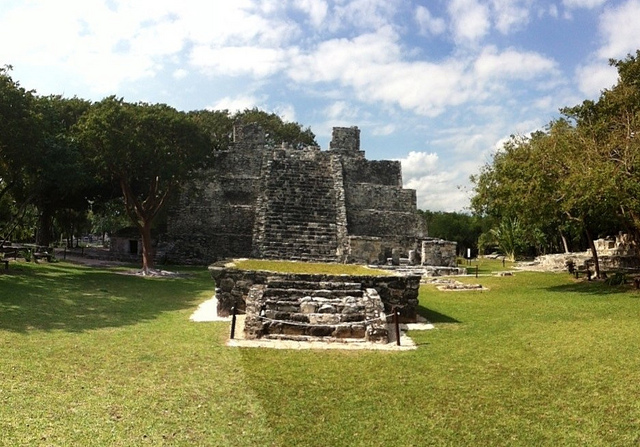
33;252;53;262
1;259;8;270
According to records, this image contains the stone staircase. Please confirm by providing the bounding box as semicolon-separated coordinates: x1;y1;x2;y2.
253;150;342;262
244;276;389;343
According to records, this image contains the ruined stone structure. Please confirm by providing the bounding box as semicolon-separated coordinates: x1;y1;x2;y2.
162;124;427;264
421;238;457;267
527;233;640;272
210;265;421;337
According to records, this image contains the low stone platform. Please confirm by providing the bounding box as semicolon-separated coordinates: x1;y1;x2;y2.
226;315;433;351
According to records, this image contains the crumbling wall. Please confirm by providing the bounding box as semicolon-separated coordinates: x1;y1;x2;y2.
421;238;458;268
163;124;430;265
209;266;421;323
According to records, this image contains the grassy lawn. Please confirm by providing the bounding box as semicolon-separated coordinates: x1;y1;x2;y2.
231;259;393;275
2;260;640;446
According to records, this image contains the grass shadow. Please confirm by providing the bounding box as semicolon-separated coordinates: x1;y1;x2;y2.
0;261;213;333
545;280;637;296
417;304;461;324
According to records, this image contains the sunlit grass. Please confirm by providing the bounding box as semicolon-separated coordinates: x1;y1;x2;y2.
2;260;640;445
231;258;393;275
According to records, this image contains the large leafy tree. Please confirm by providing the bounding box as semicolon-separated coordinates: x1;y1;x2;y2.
0;69;98;246
419;209;486;256
75;97;211;273
31;95;94;246
471;52;640;275
189;108;317;150
470;130;570;258
0;66;39;243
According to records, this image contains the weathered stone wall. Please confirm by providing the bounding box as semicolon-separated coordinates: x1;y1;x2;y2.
163;137;264;263
345;184;416;212
346;235;423;265
162;123;430;265
209;266;421;323
347;210;424;238
341;158;403;186
421;238;458;267
328;126;365;158
243;282;389;342
251;149;342;262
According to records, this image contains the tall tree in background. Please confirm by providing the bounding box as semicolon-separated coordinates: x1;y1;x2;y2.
75;97;211;273
471;52;640;274
0;66;39;243
189;108;317;150
419;210;485;256
31;95;93;246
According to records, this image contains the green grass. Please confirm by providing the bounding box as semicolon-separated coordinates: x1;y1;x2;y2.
2;261;640;445
458;257;517;275
232;258;393;275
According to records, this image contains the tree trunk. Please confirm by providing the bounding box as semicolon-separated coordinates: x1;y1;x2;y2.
560;230;570;253
36;209;54;247
139;221;154;273
584;226;601;279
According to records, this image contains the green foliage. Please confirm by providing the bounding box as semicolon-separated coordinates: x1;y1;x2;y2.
489;217;526;261
189;108;317;151
74;97;212;271
235;108;317;147
471;52;640;261
419;210;487;255
604;271;628;286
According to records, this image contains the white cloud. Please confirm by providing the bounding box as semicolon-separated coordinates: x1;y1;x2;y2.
208;94;263;112
173;69;188;80
324;101;361;121
563;0;606;9
415;6;446;36
491;0;531;34
293;0;328;28
396;151;470;211
372;124;396;136
474;46;558;81
448;0;491;45
327;0;398;32
597;0;640;59
405;171;470;211
399;151;440;176
273;103;297;122
189;46;290;78
575;62;618;97
180;1;297;47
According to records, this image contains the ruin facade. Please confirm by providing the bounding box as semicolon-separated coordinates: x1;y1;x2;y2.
161;124;429;265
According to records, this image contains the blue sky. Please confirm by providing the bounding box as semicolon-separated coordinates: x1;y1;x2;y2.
2;0;639;211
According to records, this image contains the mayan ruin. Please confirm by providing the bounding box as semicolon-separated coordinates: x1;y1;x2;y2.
161;123;453;267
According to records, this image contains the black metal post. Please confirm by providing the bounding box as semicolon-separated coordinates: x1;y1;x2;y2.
394;307;401;346
230;305;237;339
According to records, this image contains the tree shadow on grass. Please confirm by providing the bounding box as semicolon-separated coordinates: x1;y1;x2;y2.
545;280;637;297
416;304;461;324
0;262;213;333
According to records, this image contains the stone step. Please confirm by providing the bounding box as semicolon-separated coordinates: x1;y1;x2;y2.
261;334;370;343
265;280;362;290
263;288;363;299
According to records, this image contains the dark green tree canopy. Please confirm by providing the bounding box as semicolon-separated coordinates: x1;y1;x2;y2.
74;97;212;271
189;108;317;151
471;51;640;271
